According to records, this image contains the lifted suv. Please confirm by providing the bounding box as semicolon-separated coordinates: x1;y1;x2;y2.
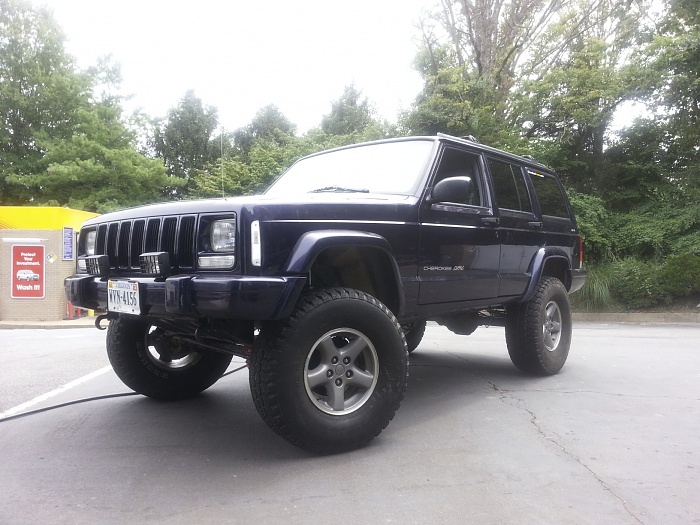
66;134;586;453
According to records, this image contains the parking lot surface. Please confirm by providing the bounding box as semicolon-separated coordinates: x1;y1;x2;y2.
1;322;698;524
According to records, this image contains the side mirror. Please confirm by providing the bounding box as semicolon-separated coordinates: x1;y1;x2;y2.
431;176;475;204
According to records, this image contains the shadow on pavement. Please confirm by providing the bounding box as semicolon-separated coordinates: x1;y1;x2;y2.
3;345;557;463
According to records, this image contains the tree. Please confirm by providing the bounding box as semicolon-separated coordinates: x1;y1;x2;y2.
514;0;655;191
651;0;700;195
1;0;180;210
321;85;376;136
403;0;652;160
0;0;92;203
18;99;178;212
402;0;568;141
153;90;218;180
232;104;297;158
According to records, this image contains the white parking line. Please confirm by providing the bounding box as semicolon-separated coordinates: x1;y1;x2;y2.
0;365;113;420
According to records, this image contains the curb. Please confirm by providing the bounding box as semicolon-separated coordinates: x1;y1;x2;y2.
0;318;97;330
1;313;698;329
573;312;700;324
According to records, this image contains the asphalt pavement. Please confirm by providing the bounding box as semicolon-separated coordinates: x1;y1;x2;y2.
0;322;698;524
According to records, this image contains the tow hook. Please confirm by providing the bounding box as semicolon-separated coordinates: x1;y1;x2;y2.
95;314;110;330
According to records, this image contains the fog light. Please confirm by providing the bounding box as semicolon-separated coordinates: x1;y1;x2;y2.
86;255;109;277
140;252;171;277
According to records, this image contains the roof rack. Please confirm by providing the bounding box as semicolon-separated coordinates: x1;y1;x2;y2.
437;132;480;144
436;133;547;168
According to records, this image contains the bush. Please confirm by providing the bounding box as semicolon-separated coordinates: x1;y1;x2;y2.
660;253;700;297
608;259;671;309
571;265;614;311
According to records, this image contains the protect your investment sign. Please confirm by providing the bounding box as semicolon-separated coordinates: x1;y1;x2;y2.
11;245;45;299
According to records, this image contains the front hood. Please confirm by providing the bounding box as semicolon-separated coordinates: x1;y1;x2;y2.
82;193;417;226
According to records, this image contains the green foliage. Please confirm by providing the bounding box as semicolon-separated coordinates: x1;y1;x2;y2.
15;102;177;212
0;0;92;203
153;90;218;181
576;254;700;311
232;105;297;158
0;0;178;210
567;190;614;264
608;259;671;309
597;122;668;212
321;85;376;136
607;195;700;262
660;254;700;297
571;265;614;311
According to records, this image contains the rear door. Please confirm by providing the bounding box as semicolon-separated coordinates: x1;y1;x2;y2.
486;157;544;298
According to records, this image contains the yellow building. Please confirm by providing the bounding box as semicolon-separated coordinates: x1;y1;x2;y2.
0;207;98;321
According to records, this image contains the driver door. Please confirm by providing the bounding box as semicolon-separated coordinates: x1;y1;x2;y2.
418;146;501;304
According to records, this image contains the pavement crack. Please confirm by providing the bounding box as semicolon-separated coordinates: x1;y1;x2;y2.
489;380;646;525
500;388;698;403
442;350;646;525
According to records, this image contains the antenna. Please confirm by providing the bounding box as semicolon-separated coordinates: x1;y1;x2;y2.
220;128;225;198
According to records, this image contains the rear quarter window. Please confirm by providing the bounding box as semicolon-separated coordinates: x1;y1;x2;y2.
529;171;570;218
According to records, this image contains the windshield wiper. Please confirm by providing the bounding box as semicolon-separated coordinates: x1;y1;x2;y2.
309;186;370;193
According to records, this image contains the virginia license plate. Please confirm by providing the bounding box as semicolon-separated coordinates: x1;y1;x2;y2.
107;280;140;314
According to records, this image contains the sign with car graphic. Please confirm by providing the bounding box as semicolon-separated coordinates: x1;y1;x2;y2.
11;245;45;298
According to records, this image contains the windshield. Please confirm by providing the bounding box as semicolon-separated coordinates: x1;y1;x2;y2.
265;139;435;197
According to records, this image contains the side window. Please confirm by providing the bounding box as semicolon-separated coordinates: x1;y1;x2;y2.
529;171;570;218
433;147;484;206
488;159;532;213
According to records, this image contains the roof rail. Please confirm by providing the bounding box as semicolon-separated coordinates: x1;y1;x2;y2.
436;132;479;144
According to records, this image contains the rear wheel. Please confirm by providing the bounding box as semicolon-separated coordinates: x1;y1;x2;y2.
250;288;408;454
505;277;572;375
106;317;233;400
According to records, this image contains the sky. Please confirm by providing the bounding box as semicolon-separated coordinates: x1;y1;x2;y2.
36;0;435;133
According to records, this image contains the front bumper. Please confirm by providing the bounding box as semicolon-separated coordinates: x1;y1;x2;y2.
65;273;307;321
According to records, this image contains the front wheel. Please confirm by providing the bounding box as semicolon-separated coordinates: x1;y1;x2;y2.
505;277;572;375
402;320;427;353
250;288;408;454
106;317;233;400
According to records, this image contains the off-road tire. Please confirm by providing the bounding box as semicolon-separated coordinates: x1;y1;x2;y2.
250;288;408;454
106;317;233;400
403;320;427;353
505;277;572;375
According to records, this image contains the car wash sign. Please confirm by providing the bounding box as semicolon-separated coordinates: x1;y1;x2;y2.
11;245;45;299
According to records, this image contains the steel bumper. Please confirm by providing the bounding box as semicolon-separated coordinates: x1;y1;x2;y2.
64;274;307;320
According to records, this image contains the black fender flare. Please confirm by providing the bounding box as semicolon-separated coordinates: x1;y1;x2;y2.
520;247;572;303
283;230;405;314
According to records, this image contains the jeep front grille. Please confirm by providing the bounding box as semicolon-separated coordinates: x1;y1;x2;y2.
91;215;197;272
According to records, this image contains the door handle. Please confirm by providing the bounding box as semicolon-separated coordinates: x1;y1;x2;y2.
481;217;500;226
528;221;543;229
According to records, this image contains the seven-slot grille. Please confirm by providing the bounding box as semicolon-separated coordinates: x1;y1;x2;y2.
91;215;197;272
